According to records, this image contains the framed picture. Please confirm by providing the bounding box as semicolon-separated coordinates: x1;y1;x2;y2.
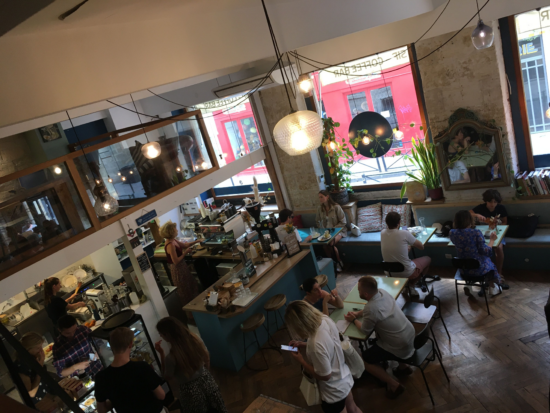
39;124;62;143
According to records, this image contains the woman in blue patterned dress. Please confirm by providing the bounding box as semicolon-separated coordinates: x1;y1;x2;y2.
449;210;501;297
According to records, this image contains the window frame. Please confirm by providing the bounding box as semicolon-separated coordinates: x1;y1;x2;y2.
309;43;430;191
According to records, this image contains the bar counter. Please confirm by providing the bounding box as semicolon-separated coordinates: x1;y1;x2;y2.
183;249;326;371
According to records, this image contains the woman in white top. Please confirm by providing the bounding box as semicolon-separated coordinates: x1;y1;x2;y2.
316;190;347;272
285;301;362;413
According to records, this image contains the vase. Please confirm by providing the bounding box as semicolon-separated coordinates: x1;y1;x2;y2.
428;187;444;201
329;189;349;205
245;202;262;223
405;182;426;203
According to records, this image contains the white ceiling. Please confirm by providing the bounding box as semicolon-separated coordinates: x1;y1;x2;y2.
0;0;548;129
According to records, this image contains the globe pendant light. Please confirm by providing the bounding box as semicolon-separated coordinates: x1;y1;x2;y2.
298;74;313;96
471;0;494;50
93;182;119;217
131;94;161;159
261;0;323;156
141;141;161;159
273;110;323;156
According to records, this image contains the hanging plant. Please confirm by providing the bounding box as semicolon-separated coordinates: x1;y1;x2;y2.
321;117;359;193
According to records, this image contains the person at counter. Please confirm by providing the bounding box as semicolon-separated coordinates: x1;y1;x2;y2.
52;315;102;378
155;317;227;413
44;277;86;328
15;332;54;404
160;222;201;308
302;278;343;316
275;209;312;245
316;190;346;272
96;326;166;413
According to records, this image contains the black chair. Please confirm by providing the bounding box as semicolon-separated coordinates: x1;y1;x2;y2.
452;258;499;315
402;287;451;358
381;261;404;277
398;324;450;405
424;287;451;341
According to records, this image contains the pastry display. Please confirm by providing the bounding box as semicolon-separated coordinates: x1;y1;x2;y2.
83;397;96;407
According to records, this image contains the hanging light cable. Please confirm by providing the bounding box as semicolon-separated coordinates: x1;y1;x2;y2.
66;110;118;217
130;94;161;159
471;0;494;49
261;0;323;156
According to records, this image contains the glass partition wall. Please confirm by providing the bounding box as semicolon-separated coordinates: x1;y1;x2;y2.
0;111;218;279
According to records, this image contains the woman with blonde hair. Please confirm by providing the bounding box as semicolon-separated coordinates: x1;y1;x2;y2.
316;190;346;272
155;317;227;413
159;222;201;308
15;332;53;403
285;301;362;413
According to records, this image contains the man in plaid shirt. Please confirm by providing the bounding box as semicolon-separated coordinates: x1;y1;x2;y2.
53;315;102;378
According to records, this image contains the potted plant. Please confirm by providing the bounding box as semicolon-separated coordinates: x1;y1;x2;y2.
398;132;444;201
322;118;359;205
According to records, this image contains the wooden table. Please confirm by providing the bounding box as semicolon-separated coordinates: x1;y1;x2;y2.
244;395;308;412
413;227;436;246
447;225;509;248
331;276;408;340
297;227;344;245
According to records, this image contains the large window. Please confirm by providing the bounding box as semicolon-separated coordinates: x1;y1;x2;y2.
311;46;425;187
516;8;550;162
197;97;270;194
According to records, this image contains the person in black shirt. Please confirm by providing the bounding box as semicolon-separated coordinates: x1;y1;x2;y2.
44;277;86;328
96;327;166;413
469;189;509;289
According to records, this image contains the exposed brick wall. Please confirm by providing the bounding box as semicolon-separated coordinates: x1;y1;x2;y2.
416;24;516;202
258;85;321;210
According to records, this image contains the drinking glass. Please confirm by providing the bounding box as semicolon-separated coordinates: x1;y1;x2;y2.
419;217;427;234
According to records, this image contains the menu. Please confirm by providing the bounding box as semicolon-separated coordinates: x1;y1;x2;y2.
284;233;301;257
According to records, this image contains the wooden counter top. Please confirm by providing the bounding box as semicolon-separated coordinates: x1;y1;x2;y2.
183;250;310;318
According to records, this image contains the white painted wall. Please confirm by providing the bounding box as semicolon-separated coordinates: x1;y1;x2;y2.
89;244;124;285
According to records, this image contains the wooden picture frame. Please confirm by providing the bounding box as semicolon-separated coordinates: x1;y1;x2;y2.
39;124;62;143
284;232;301;258
434;109;510;191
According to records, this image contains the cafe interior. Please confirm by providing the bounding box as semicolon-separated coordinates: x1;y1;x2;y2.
1;1;550;412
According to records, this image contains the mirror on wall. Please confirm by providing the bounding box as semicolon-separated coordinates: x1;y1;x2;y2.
434;109;509;190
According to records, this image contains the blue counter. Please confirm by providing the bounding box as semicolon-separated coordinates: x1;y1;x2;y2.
186;248;334;371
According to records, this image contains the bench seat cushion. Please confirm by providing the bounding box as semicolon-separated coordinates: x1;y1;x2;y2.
341;231;381;244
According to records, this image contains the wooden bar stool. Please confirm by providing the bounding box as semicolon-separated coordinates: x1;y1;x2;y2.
315;274;332;294
241;313;269;371
264;294;289;344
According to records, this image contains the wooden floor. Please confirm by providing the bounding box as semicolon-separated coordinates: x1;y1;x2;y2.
210;264;550;413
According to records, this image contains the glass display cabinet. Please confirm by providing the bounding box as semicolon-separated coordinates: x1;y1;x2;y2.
90;313;172;405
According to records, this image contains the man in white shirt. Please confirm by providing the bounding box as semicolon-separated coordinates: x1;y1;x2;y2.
275;209;311;245
344;276;415;400
448;160;470;184
381;211;431;297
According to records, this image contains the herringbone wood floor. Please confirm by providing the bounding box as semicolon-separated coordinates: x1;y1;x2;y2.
210;265;550;413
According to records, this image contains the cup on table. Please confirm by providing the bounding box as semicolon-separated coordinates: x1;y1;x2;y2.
245;288;251;296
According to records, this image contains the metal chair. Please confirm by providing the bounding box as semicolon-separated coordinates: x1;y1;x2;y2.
398;324;450;405
402;287;451;359
381;261;405;277
452;258;498;316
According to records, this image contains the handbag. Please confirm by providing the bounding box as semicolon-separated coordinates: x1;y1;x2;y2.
350;223;361;237
506;215;539;238
339;335;365;379
299;369;321;406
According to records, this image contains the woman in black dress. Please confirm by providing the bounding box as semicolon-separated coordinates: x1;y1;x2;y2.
44;277;86;328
